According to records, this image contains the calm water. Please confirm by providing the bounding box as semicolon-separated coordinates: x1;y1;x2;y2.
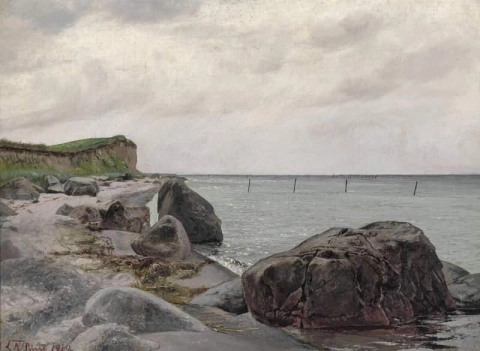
186;175;480;274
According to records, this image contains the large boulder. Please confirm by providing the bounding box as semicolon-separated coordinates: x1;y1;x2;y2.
0;177;40;200
131;215;191;260
189;278;247;314
448;273;480;311
157;178;223;243
0;200;16;217
64;177;99;196
102;201;150;233
442;260;470;285
83;287;208;333
71;324;160;351
44;175;64;194
242;221;455;329
69;205;102;224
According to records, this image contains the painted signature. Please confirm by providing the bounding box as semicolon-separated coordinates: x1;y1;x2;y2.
4;340;73;351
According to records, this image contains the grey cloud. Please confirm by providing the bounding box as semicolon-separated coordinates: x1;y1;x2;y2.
310;13;382;50
337;76;401;100
381;40;475;83
103;0;202;23
8;0;90;34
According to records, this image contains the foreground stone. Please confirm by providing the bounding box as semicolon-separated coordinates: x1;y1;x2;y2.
242;221;455;328
0;239;22;261
44;175;64;193
157;178;223;243
449;273;480;311
131;215;191;260
190;278;247;315
102;200;150;233
0;199;16;216
0;177;40;200
442;260;470;285
64;177;99;196
71;324;160;351
83;287;208;333
56;204;74;216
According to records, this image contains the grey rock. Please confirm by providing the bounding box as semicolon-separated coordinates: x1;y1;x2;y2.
56;204;75;216
71;324;160;351
102;201;150;233
449;273;480;311
0;239;22;261
190;278;247;314
131;215;191;260
157;177;223;243
0;177;40;200
45;175;64;194
0;200;16;216
83;287;208;333
64;177;99;197
69;205;102;224
242;221;456;329
442;260;470;285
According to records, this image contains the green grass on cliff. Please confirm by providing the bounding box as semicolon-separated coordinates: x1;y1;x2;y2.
0;135;133;153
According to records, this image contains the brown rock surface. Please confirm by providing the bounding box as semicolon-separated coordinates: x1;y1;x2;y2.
242;221;455;329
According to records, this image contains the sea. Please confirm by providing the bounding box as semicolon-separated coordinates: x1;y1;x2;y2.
185;174;480;351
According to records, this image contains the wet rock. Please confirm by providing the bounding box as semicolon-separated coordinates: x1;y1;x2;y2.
102;201;150;233
44;175;64;194
131;215;191;260
64;177;99;196
69;205;102;224
56;204;75;216
449;273;480;311
0;200;16;217
189;278;247;314
0;239;22;261
71;324;160;351
0;177;40;201
442;260;470;285
242;221;455;329
157;177;223;243
83;287;208;333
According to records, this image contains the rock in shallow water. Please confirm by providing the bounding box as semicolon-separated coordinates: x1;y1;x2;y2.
83;287;208;333
449;273;480;311
242;221;455;329
189;278;247;315
442;260;470;285
131;215;191;260
157;177;223;244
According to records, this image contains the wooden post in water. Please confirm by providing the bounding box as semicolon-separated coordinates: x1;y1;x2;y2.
345;179;348;193
413;181;418;196
293;178;297;193
248;178;251;193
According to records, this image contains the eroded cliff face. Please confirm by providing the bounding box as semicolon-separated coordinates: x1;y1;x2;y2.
0;139;138;174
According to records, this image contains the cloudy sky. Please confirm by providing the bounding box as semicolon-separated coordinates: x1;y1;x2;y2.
0;0;479;174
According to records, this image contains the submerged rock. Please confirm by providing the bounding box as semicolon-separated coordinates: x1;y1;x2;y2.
189;278;247;314
442;260;470;285
242;221;455;329
69;205;102;224
83;287;208;333
0;177;40;201
0;200;16;217
157;177;223;243
449;273;480;311
44;175;64;194
102;201;150;233
56;204;75;216
131;215;191;260
71;324;160;351
64;177;99;196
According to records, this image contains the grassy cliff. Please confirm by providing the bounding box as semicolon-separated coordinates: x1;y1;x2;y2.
0;135;138;184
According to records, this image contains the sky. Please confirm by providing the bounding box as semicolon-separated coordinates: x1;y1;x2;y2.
0;0;479;174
